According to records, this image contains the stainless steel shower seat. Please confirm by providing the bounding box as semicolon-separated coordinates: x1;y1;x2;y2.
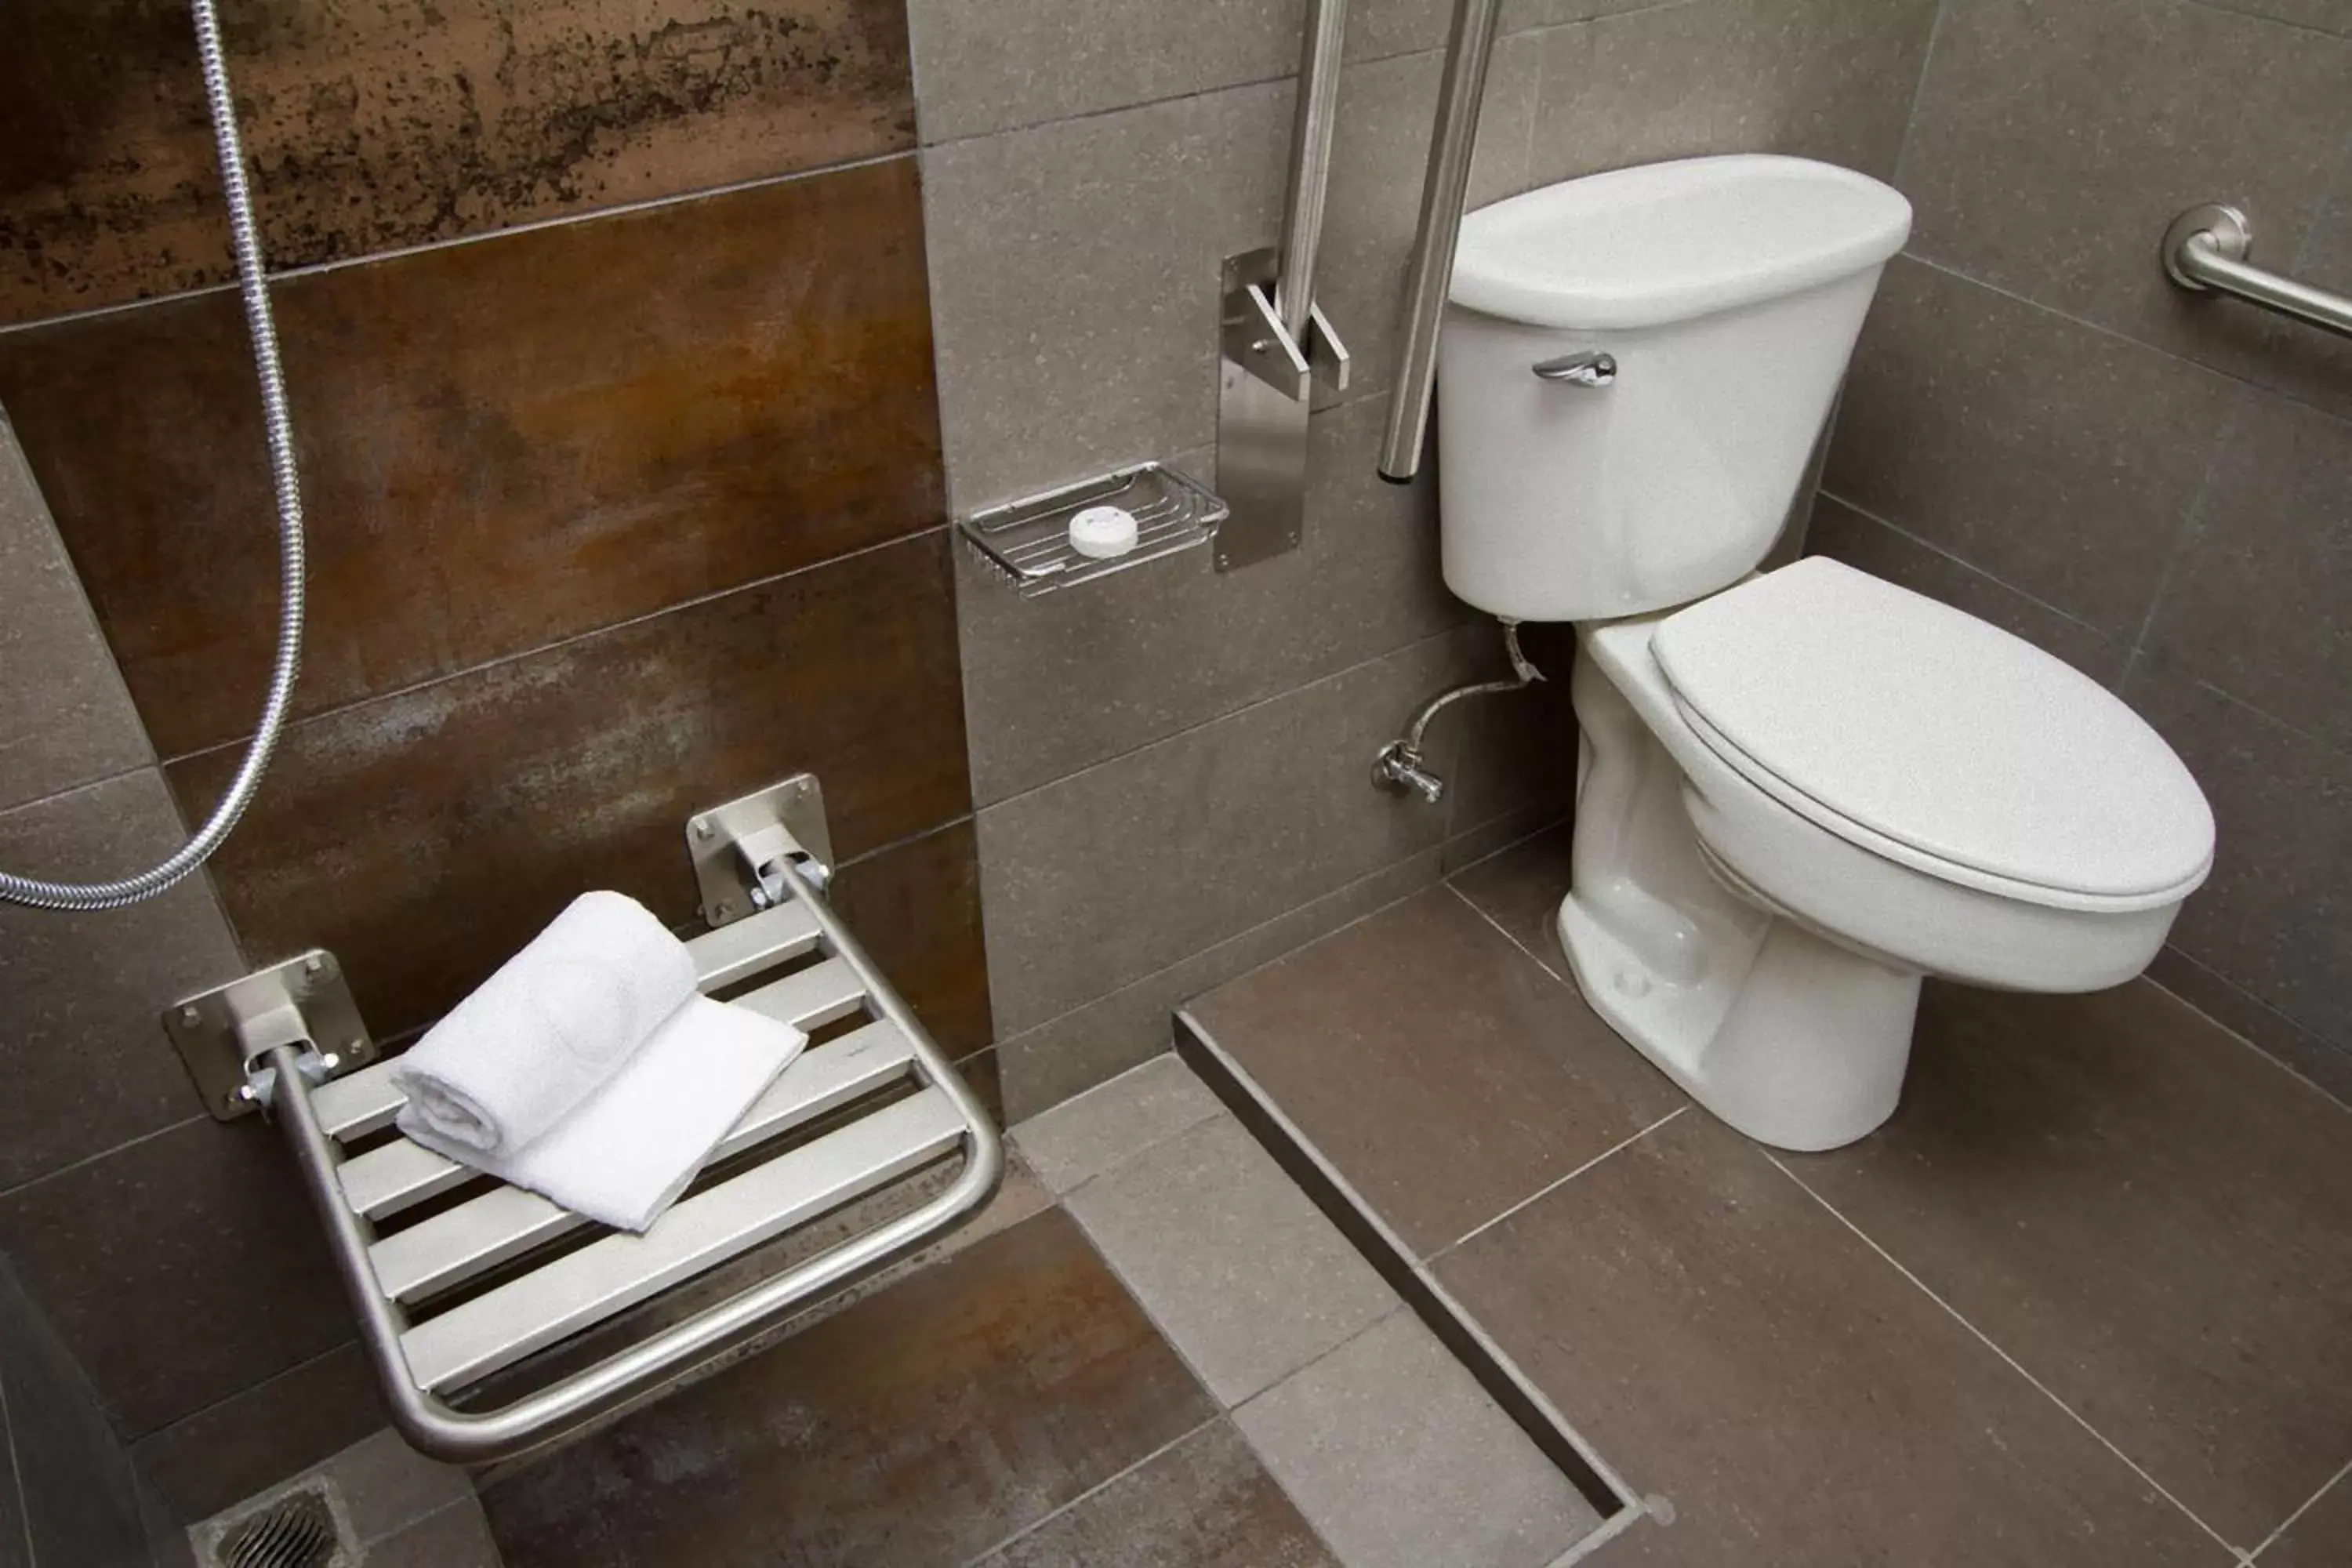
168;776;1002;1464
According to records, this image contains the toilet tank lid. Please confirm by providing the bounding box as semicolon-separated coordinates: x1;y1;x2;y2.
1651;558;2215;905
1452;155;1912;330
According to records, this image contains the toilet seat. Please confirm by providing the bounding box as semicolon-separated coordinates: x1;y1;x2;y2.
1650;558;2214;913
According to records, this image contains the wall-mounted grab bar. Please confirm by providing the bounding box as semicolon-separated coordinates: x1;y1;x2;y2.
2162;204;2352;339
1379;0;1505;482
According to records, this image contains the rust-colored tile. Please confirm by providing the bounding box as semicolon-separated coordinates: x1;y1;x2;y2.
0;0;916;321
3;158;942;759
166;530;971;1040
1784;978;2352;1548
975;1420;1339;1568
1435;1113;2222;1566
1186;887;1684;1258
478;1207;1218;1568
831;819;993;1060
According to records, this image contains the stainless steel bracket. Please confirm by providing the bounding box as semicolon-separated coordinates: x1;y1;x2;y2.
688;773;834;927
165;951;376;1122
1216;247;1352;573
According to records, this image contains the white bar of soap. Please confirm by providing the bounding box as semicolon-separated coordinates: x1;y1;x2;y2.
1068;504;1140;560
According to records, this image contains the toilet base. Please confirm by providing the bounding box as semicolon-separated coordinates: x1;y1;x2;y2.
1559;887;1921;1152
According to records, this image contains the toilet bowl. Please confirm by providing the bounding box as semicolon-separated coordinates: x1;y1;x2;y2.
1436;155;2215;1150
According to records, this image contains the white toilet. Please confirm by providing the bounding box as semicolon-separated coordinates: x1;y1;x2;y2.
1439;154;2216;1152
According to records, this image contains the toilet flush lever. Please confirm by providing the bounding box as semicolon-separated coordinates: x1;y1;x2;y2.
1532;350;1617;387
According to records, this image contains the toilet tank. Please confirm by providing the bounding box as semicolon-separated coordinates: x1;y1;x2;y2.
1437;155;1911;622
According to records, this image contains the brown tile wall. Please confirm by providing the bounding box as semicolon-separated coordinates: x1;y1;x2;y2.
1816;0;2352;1090
0;0;975;1529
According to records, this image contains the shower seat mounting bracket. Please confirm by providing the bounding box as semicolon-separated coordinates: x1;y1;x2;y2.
688;772;834;927
163;950;377;1122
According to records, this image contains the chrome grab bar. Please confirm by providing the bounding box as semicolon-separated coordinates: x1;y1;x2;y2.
2162;203;2352;339
1275;0;1349;345
1379;0;1506;481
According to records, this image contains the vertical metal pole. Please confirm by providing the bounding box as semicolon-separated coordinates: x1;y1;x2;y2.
1274;0;1350;342
1378;0;1504;483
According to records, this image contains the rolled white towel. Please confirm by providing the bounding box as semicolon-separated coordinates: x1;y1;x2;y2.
391;891;697;1157
485;996;807;1232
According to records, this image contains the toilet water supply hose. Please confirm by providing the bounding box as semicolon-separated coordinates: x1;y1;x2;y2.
0;0;307;910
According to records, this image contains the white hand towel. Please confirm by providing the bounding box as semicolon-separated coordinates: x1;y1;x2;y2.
405;996;808;1232
390;891;697;1156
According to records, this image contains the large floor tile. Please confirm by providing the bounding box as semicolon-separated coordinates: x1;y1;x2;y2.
1434;1112;2226;1566
972;1419;1338;1568
1235;1310;1604;1568
0;0;916;321
480;1208;1216;1568
1188;887;1683;1257
1068;1113;1400;1407
129;1345;385;1531
1784;978;2352;1548
6;162;943;759
1447;822;1575;984
1011;1054;1229;1196
2263;1470;2352;1567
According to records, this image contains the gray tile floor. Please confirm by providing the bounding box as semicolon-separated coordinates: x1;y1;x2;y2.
1015;1054;1610;1568
183;1051;1606;1568
1192;824;2352;1566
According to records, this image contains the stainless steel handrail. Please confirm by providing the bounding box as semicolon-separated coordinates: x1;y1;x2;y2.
1274;0;1349;343
1379;0;1505;481
2163;203;2352;339
268;855;1002;1464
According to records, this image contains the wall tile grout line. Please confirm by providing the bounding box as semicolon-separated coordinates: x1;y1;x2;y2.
0;1111;209;1208
1813;488;2119;648
975;622;1472;815
1759;1149;2245;1561
1435;1108;1688;1261
1897;252;2352;434
163;523;958;771
2121;389;2249;688
0;1335;35;1568
2248;1452;2352;1560
2144;966;2352;1114
0;151;922;342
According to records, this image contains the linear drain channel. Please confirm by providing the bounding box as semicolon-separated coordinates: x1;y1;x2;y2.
209;1483;347;1568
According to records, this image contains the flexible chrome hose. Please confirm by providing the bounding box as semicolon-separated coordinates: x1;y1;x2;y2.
0;0;306;910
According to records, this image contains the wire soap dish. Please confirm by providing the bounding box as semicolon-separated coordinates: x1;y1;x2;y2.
959;463;1229;597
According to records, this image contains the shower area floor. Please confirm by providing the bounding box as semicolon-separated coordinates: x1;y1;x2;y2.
181;828;2352;1568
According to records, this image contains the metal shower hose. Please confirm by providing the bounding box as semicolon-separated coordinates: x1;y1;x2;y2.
0;0;306;911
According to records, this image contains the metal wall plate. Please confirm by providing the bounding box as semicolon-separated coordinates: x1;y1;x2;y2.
688;774;834;927
1216;247;1350;574
165;951;376;1121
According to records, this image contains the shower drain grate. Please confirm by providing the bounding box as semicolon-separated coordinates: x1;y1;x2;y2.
208;1483;348;1568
